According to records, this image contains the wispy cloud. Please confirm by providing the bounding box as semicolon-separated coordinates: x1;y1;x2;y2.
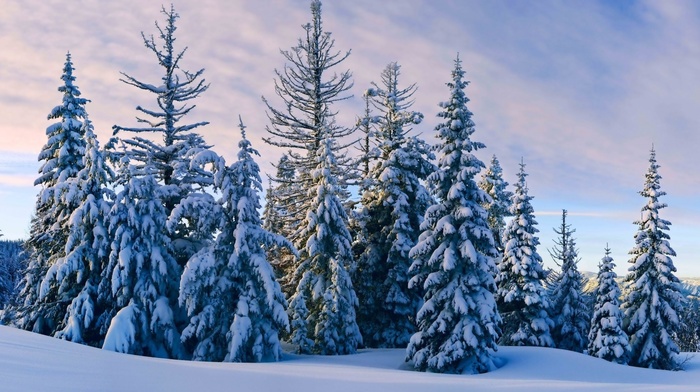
2;0;700;273
536;210;630;219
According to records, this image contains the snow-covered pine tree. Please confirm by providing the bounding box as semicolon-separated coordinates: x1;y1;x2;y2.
263;1;356;294
354;89;380;182
587;245;629;364
346;89;379;314
496;160;554;348
621;148;684;370
261;155;295;238
101;159;184;359
39;117;114;346
406;57;500;374
109;5;211;267
478;155;513;256
354;62;434;348
287;126;362;355
102;5;212;359
13;53;89;335
262;154;301;298
178;119;294;362
548;209;590;352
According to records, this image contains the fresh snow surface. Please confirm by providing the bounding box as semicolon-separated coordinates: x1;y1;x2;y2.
1;325;699;391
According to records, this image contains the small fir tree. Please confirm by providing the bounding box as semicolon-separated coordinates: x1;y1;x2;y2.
548;209;590;353
621;148;684;370
178;120;294;362
496;160;554;348
406;56;500;374
587;246;629;364
478;155;513;256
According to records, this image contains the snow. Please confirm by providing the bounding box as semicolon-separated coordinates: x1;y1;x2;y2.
1;325;699;391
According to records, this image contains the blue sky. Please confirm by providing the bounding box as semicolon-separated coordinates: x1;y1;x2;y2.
1;0;699;276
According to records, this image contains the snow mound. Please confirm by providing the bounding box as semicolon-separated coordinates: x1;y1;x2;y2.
0;326;698;391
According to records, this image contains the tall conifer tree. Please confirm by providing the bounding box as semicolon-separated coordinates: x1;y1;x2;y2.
496;161;554;347
355;62;434;348
262;154;301;298
406;57;500;374
110;5;211;267
263;1;355;286
621;148;684;370
178;120;293;362
549;209;590;352
40;118;114;346
478;155;512;256
103;5;211;358
263;1;361;355
287;128;362;355
14;53;89;335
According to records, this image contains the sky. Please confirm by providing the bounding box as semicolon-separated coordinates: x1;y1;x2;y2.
1;0;699;276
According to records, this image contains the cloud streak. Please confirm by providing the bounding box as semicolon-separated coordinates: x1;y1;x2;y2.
1;0;699;274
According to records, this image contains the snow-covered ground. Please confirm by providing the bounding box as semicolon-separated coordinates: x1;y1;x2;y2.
1;325;699;392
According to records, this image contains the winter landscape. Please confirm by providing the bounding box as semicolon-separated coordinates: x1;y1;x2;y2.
2;0;700;390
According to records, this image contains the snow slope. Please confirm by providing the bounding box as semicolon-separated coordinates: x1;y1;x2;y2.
1;325;699;391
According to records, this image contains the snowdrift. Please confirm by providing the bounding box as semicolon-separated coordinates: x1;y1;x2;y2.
1;325;698;391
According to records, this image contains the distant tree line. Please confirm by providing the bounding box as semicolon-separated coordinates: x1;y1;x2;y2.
0;237;26;309
0;0;692;373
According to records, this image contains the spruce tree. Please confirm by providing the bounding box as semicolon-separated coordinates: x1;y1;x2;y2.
109;4;211;267
287;127;362;355
14;53;88;335
263;0;361;355
261;155;295;238
406;57;500;374
355;62;434;348
179;120;293;362
354;89;380;181
587;246;629;364
548;209;590;352
103;4;211;358
478;155;512;256
621;148;684;370
99;157;187;358
102;161;184;359
263;1;355;292
496;160;554;347
262;154;301;298
39;118;114;346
